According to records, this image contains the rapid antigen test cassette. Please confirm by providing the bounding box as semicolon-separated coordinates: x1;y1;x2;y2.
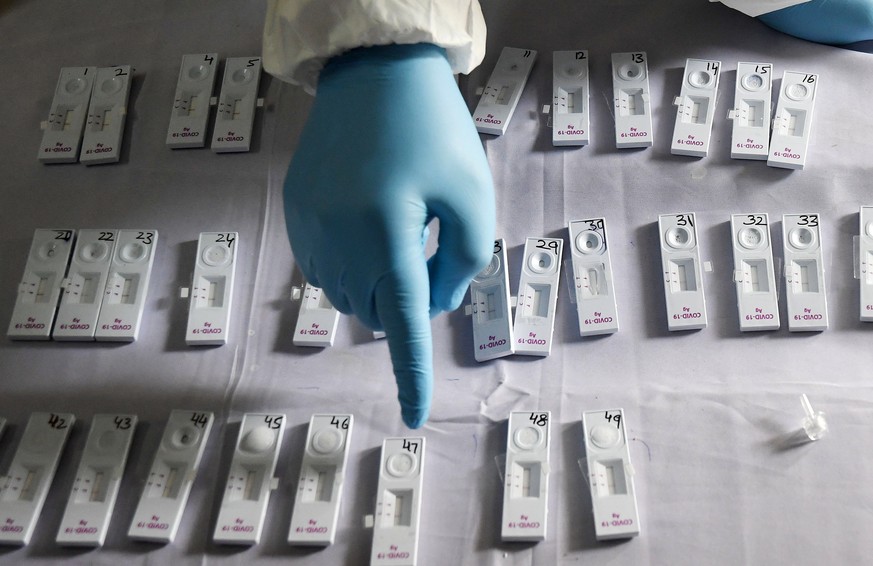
552;50;590;146
56;414;136;546
80;66;132;165
768;71;818;170
582;409;640;540
128;410;213;543
671;58;721;157
514;237;563;356
783;214;828;331
53;229;118;341
211;57;262;153
568;219;619;336
473;47;536;135
185;232;237;346
731;214;780;331
502;411;550;542
38;67;96;163
728;62;772;160
292;282;340;348
860;207;873;322
167;53;219;148
0;412;75;546
95;230;157;342
214;413;285;545
8;229;75;340
289;414;353;546
468;239;514;361
370;437;425;566
611;52;653;148
658;213;707;330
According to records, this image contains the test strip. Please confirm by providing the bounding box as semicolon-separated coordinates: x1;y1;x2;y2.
658;213;707;330
860;207;873;321
128;410;213;543
611;52;653;148
469;239;514;361
211;57;262;153
38;67;97;163
768;71;818;170
0;418;5;440
186;232;237;346
0;412;75;546
731;214;780;331
8;229;75;340
569;219;619;336
56;414;136;546
472;47;537;136
167;53;219;148
292;282;340;348
94;230;157;342
582;409;640;540
502;411;550;542
371;437;425;566
514;237;563;356
289;414;353;546
552;50;590;146
783;214;828;331
214;413;285;545
53;229;118;341
728;62;772;160
80;66;132;165
671;58;721;157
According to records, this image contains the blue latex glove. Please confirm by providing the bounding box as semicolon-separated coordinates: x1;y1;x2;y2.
759;0;873;44
283;43;495;429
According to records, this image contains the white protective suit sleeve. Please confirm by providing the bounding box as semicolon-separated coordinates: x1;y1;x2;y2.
262;0;487;93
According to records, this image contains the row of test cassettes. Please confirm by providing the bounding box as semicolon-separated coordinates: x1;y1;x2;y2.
6;229;239;345
0;409;640;562
294;207;873;358
38;54;263;164
472;48;817;169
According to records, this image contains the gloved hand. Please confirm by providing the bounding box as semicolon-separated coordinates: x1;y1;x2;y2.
758;0;873;44
283;43;495;429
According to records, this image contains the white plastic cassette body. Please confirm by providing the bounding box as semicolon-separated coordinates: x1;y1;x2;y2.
289;414;353;546
611;52;653;148
472;47;536;136
514;237;563;356
582;409;640;540
502;411;550;542
38;67;97;163
370;437;425;566
0;412;75;546
768;71;818;170
292;283;340;348
552;50;590;146
728;62;773;160
56;414;137;546
860;207;873;321
8;229;75;340
214;413;286;545
167;53;219;148
731;214;780;331
211;57;262;153
186;232;237;346
128;410;214;543
469;239;514;361
53;229;118;341
783;214;828;331
95;230;157;342
659;213;707;331
568;219;619;336
671;58;721;157
80;66;132;165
